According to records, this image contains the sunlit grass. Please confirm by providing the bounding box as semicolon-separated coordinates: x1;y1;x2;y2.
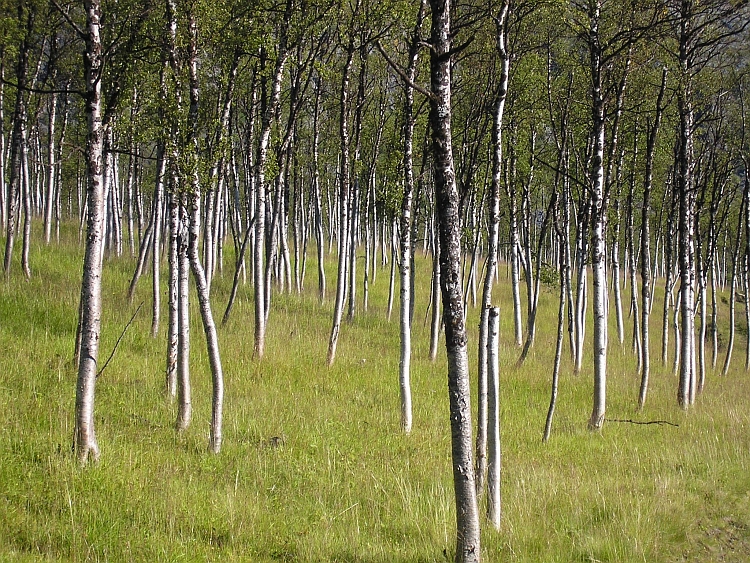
0;226;749;562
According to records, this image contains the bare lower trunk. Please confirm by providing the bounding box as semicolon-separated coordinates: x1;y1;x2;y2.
327;42;355;366
387;218;396;321
429;226;441;362
398;0;426;435
4;12;29;278
429;0;480;559
673;292;681;377
477;2;508;498
166;193;179;399
588;4;607;431
74;0;104;464
638;68;666;410
21;136;32;278
722;215;742;376
254;16;291;359
312;79;325;302
486;307;501;529
151;148;165;337
175;192;192;430
44;90;57;245
187;191;224;453
543;242;567;442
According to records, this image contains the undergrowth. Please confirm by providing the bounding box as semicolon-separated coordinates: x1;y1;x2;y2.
0;226;749;562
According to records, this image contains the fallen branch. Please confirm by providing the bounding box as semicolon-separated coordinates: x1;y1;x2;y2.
605;418;679;427
97;302;143;378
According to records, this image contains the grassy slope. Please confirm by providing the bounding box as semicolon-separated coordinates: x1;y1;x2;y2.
1;226;749;562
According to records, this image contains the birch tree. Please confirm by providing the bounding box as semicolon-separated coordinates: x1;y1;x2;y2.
428;0;480;558
73;0;105;463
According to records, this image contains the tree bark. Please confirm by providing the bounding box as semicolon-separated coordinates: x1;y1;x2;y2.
588;0;608;431
638;68;667;409
74;0;105;464
476;1;509;496
486;307;501;530
4;4;30;278
397;0;426;434
327;36;356;366
429;0;481;559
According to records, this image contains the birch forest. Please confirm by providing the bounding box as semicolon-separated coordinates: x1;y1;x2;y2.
1;0;750;561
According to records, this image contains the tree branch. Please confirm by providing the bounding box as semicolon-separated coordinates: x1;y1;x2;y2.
375;40;436;101
96;302;143;379
606;418;679;427
50;0;87;40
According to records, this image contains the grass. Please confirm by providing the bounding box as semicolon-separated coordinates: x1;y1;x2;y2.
1;224;749;562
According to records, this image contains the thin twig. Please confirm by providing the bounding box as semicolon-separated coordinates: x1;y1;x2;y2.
96;302;143;378
50;0;87;39
605;418;679;427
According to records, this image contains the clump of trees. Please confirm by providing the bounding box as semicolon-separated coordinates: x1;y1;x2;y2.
1;0;748;560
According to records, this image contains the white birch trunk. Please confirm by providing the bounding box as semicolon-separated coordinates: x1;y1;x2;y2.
44;90;57;245
327;42;355;366
477;0;509;496
588;1;607;431
429;0;481;558
486;307;501;529
74;0;104;463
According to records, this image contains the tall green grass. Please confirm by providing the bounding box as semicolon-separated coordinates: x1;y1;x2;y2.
1;227;749;562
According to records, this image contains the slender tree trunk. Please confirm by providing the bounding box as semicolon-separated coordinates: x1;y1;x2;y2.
151;147;165;337
477;0;509;497
638;68;667;410
544;232;567;443
429;0;481;559
611;201;624;346
4;13;29;278
677;5;697;409
429;210;442;362
722;199;744;376
74;0;104;464
184;12;223;452
254;26;290;359
588;1;608;431
327;38;356;366
312;77;326;302
175;195;192;431
21;123;32;278
662;180;677;365
166;193;179;399
0;55;5;232
44;89;57;245
187;190;224;453
486;307;501;530
397;0;426;434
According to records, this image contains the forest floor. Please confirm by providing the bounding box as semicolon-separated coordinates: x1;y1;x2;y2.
1;226;750;562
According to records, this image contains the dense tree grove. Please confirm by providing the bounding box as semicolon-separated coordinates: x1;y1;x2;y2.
1;0;749;560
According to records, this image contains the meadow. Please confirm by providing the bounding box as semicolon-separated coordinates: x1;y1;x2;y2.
1;226;749;562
